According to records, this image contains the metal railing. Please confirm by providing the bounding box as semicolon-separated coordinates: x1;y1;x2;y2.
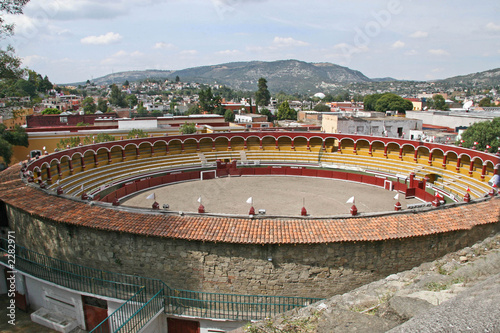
90;288;165;333
165;288;320;321
0;238;323;331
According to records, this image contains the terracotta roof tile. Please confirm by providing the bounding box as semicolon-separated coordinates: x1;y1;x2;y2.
1;165;499;244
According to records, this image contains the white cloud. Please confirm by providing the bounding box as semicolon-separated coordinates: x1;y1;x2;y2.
410;31;428;38
405;49;417;56
272;37;309;48
81;32;122;45
431;68;443;73
485;22;500;32
392;40;405;49
216;49;241;56
23;1;127;21
153;42;175;49
21;54;47;67
428;49;450;56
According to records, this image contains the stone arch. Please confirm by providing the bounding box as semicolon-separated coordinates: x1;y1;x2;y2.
355;139;370;156
458;154;471;176
262;136;276;150
199;138;214;152
183;138;198;153
324;137;336;152
230;136;245;150
246;136;261;150
59;155;71;178
471;157;484;178
339;138;354;153
214;137;229;151
309;137;324;152
293;137;308;151
371;141;385;158
153;140;168;156
484;160;496;179
95;147;111;166
401;144;415;162
83;149;97;168
70;152;83;173
137;142;153;158
110;145;125;162
167;139;182;155
277;136;293;150
386;142;400;159
430;148;444;167
445;151;458;172
416;146;430;164
123;143;139;160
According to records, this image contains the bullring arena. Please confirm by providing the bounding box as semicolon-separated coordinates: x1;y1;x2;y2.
1;131;499;332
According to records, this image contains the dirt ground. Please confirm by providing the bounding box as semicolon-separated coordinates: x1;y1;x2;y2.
122;176;422;216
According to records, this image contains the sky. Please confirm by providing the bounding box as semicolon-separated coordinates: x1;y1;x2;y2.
2;0;500;84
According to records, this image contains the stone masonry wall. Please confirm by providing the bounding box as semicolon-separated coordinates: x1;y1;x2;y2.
7;205;499;298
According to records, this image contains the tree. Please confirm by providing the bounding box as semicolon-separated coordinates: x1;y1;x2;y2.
363;94;383;111
82;96;96;114
123;80;129;87
97;98;108;113
0;0;30;37
41;108;61;115
125;94;138;108
374;93;413;114
255;77;271;107
127;129;147;139
313;103;331;112
198;87;221;113
459;118;500;152
259;108;275;122
276;101;297;120
135;102;148;117
179;122;197;134
432;94;448;110
224;109;235;122
175;75;180;83
14;78;36;97
0;123;28;166
109;84;127;107
39;75;53;92
478;97;492;107
0;46;24;81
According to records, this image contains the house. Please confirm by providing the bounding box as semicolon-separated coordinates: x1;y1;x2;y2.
322;114;422;139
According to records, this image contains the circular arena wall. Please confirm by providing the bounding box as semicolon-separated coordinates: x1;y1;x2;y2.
1;132;499;298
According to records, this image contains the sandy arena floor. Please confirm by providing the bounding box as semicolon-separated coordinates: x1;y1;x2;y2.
122;176;422;216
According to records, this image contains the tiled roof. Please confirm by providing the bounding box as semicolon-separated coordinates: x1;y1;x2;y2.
1;165;498;244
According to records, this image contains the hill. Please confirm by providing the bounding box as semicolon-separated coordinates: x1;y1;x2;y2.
70;60;370;93
436;67;500;87
69;61;500;93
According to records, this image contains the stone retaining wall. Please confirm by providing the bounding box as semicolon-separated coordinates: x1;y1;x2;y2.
8;205;499;298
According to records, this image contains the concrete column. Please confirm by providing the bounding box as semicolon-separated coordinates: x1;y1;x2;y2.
481;164;487;180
